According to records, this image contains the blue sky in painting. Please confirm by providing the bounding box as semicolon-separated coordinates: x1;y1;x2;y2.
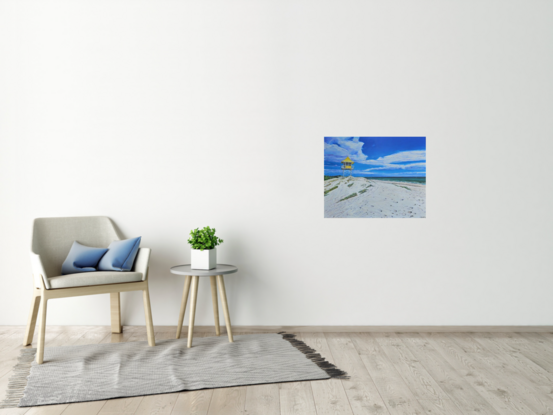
324;137;426;177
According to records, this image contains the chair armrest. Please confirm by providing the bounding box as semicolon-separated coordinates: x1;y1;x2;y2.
133;248;151;281
30;253;50;289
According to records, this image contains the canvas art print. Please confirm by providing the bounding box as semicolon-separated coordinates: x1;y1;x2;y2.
324;137;426;218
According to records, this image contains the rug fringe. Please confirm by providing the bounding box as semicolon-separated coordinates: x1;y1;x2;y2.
278;332;349;379
0;348;35;408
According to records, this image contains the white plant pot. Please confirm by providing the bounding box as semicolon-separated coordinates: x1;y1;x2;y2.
191;248;217;270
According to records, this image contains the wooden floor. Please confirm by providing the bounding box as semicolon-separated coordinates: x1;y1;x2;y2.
2;327;553;414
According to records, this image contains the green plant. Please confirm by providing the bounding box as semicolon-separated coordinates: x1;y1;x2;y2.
187;226;223;251
394;184;411;191
339;193;358;202
324;185;338;196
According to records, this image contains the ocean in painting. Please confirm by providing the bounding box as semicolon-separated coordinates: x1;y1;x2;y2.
325;176;426;185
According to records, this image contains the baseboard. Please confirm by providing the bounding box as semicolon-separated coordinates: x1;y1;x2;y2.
5;325;552;333
137;325;553;333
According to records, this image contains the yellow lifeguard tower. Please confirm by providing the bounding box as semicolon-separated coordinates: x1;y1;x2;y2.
341;156;354;177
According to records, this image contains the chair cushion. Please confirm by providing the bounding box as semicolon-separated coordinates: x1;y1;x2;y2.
98;237;141;271
61;241;109;275
48;271;143;289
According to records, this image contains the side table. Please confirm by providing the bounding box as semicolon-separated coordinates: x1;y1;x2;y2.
170;264;238;348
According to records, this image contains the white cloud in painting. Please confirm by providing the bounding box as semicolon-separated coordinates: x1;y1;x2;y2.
360;161;426;172
325;138;425;167
359;150;425;166
324;137;426;177
365;150;426;165
324;137;368;163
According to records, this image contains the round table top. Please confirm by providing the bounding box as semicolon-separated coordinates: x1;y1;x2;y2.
170;264;238;277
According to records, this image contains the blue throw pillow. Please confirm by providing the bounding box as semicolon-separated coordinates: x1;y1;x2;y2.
97;237;141;272
61;241;109;275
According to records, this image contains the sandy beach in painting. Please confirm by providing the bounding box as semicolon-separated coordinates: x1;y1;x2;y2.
324;177;426;218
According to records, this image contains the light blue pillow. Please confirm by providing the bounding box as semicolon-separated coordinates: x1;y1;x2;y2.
98;237;141;272
61;241;109;275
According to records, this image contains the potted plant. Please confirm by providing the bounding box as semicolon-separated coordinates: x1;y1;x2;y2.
188;226;224;270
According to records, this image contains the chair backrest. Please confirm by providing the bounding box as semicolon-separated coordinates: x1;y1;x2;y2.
31;216;123;278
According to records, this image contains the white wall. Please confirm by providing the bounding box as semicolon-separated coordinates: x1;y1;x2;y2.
1;0;552;327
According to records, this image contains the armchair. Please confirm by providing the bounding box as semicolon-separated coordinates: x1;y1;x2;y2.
24;216;155;364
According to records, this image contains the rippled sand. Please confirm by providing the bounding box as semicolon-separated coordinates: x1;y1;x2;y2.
324;177;426;218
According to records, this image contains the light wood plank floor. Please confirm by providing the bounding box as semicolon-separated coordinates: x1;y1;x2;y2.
1;326;553;414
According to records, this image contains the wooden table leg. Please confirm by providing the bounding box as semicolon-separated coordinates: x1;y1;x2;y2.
210;275;220;336
176;275;192;339
217;275;233;343
187;276;199;348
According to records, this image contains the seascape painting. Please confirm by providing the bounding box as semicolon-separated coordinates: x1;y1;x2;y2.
324;137;426;218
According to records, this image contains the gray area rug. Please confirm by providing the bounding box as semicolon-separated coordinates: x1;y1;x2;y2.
1;333;347;408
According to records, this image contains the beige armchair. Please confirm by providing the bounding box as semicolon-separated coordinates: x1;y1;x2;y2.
24;216;155;364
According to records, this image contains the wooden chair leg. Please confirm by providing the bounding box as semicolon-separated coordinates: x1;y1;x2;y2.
142;288;155;347
176;275;192;339
23;289;41;346
36;296;48;364
110;292;122;334
210;275;220;336
217;275;234;343
187;276;199;348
